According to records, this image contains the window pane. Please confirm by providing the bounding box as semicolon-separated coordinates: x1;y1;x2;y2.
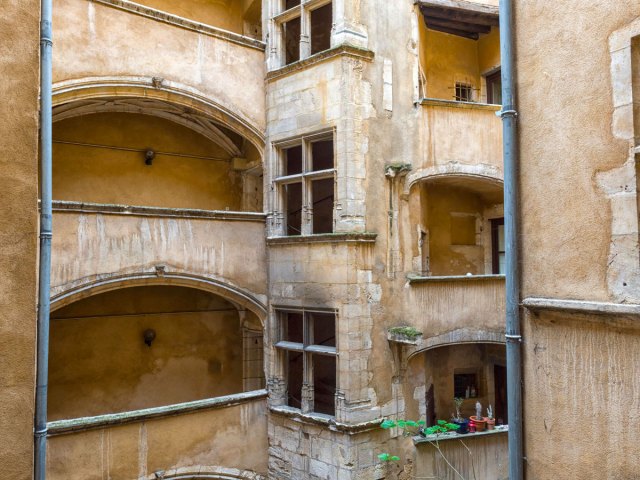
313;354;336;415
311;177;333;234
284;17;300;65
311;139;334;171
310;3;332;55
285;0;300;9
285;183;302;235
286;312;304;343
498;252;506;275
287;350;304;409
284;145;302;175
486;70;502;105
312;312;335;347
498;223;505;251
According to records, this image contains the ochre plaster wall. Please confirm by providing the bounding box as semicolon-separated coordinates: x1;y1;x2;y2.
135;0;244;33
47;399;268;479
418;21;500;103
523;312;640;479
53;113;243;210
517;0;629;301
424;184;486;276
516;1;640;478
49;286;244;419
50;211;268;300
0;1;39;478
422;27;480;101
54;0;266;134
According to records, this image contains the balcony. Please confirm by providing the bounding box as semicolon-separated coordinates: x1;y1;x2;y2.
417;98;503;176
54;0;266;142
51;201;267;303
404;274;505;343
47;390;268;480
414;429;508;480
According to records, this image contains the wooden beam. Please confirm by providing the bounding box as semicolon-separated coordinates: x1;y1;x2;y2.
425;16;492;35
426;23;480;40
416;0;499;17
420;5;499;27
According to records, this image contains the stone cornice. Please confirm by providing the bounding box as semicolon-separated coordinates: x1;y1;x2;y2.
523;297;640;317
266;44;375;82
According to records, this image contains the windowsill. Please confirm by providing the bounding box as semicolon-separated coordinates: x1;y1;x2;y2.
267;44;375;81
47;389;268;436
270;405;334;425
269;405;382;433
267;232;377;245
414;426;508;445
50;200;266;222
420;98;502;111
408;274;505;284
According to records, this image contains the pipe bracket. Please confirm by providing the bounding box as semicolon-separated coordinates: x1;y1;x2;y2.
505;333;522;342
498;109;518;119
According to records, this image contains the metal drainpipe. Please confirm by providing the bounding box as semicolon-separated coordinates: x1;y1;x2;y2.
35;0;53;478
498;0;523;479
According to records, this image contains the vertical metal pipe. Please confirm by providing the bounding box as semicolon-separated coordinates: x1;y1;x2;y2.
35;0;53;478
498;0;523;479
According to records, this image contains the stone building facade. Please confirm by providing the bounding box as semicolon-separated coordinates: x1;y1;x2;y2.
2;0;637;479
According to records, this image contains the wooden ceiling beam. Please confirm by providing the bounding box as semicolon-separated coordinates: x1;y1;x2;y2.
425;23;480;40
420;5;499;27
424;16;492;35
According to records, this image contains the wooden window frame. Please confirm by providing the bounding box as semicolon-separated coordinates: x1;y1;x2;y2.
273;0;333;67
274;309;338;416
274;132;335;236
491;217;505;274
486;69;502;105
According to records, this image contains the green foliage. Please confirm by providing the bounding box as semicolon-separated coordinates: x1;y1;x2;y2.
380;419;425;430
388;326;422;340
424;420;460;436
377;453;401;462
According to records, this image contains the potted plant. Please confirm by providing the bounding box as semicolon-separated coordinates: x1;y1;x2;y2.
485;404;495;430
451;397;469;434
470;400;486;432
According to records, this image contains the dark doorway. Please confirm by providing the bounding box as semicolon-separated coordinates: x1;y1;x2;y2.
494;364;507;424
426;384;436;427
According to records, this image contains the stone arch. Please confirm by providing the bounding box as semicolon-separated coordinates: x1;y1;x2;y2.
406;328;505;361
52;76;265;155
50;271;267;326
143;466;265;479
405;162;504;195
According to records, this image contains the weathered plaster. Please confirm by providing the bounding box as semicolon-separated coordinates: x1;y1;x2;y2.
0;2;39;478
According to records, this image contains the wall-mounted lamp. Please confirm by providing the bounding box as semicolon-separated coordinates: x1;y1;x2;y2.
144;149;155;166
143;328;156;347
